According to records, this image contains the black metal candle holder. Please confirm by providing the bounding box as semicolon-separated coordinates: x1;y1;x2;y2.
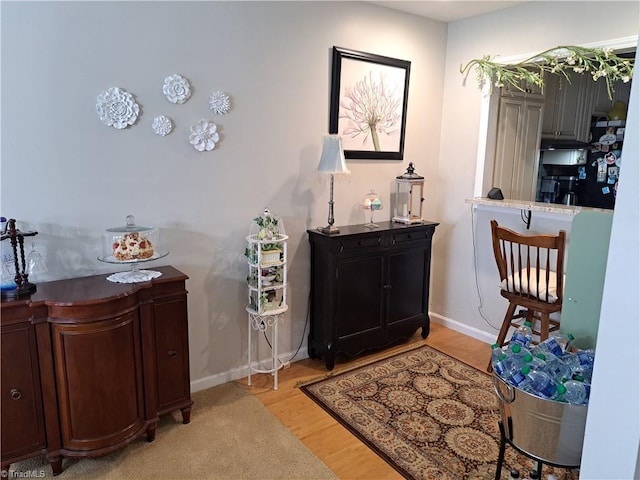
1;218;38;299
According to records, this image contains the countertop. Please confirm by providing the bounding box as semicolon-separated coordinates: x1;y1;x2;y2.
465;197;613;216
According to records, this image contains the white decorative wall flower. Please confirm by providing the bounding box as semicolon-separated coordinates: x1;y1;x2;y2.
163;74;191;104
189;120;219;152
209;90;231;114
96;87;140;129
152;115;173;136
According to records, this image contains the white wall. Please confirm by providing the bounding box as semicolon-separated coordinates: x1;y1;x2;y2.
0;2;446;388
438;1;639;338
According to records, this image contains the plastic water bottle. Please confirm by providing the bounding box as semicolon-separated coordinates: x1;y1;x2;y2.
548;332;575;354
563;378;589;405
541;351;573;383
504;361;529;389
563;349;595;381
508;344;532;366
528;353;547;372
493;353;513;378
490;343;503;365
521;365;558;399
510;321;533;348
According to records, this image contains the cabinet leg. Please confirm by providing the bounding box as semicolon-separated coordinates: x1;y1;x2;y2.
421;322;430;339
325;347;335;371
146;424;157;442
181;406;192;424
48;455;63;476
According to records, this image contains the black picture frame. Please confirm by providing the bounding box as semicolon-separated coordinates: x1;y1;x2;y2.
329;46;411;160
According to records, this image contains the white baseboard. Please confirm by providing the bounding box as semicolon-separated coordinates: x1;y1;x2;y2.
429;312;496;344
191;314;493;393
191;346;310;393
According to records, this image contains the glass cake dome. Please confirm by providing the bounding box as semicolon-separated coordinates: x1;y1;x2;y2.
100;215;165;263
99;215;168;284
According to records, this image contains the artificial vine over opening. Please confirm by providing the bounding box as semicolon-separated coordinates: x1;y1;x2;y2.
460;46;634;100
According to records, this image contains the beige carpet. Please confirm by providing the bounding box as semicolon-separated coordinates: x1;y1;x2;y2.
10;382;338;479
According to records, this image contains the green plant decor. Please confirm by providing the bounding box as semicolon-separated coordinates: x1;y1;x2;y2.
461;46;634;99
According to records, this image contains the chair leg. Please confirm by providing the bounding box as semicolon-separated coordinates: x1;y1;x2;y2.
488;302;518;372
539;312;551;342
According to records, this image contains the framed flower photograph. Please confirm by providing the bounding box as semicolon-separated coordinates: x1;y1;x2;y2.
329;46;411;160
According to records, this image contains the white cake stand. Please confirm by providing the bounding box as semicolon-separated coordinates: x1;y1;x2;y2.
98;251;169;283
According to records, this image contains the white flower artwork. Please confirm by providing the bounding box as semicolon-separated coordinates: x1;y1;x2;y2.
96;87;140;129
209;90;231;115
189;120;219;152
152;115;173;136
163;74;191;104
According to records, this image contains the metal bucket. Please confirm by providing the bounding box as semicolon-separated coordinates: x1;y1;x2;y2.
493;374;588;466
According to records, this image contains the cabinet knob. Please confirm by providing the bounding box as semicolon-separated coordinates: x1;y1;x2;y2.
10;388;22;400
168;350;178;358
383;284;392;290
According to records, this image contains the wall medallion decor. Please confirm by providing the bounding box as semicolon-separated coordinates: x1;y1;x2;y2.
329;46;411;160
152;115;173;136
163;74;192;104
96;87;140;129
209;90;231;115
189;119;219;152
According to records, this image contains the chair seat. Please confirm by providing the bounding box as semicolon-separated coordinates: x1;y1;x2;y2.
500;269;566;303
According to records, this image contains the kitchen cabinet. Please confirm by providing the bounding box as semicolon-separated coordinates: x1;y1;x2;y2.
307;221;438;370
586;76;632;120
541;71;591;142
493;94;544;201
0;266;192;475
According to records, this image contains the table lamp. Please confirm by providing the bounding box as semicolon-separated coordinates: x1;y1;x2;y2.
317;135;349;234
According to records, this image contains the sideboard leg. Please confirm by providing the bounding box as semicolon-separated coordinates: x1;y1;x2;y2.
181;406;192;424
48;455;63;476
146;424;157;442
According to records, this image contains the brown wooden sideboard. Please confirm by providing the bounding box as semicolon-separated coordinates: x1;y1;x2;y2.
307;221;439;370
1;265;192;475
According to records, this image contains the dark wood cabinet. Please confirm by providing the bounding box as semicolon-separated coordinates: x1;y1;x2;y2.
307;221;438;370
0;266;192;475
0;312;46;465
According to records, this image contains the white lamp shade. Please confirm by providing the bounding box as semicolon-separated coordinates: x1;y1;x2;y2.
317;135;349;174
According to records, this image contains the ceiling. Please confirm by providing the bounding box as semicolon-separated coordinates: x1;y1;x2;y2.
368;1;529;23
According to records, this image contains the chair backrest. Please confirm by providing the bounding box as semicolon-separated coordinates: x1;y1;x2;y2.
490;220;567;305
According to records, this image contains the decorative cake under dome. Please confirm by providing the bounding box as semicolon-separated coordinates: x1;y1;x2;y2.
99;215;168;283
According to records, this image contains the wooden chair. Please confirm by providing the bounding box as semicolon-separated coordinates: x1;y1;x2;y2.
488;220;566;372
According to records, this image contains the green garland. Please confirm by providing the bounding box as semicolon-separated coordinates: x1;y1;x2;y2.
460;46;634;99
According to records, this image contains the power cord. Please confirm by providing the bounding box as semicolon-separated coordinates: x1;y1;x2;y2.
260;289;310;364
470;204;501;330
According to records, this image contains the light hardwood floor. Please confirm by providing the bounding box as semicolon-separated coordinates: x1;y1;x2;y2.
245;323;491;480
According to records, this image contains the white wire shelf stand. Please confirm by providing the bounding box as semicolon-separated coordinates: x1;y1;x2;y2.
245;233;288;390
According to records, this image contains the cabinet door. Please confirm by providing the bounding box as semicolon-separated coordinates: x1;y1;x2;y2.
493;97;543;201
542;72;590;141
336;255;384;342
387;248;428;325
1;323;45;462
51;311;146;451
588;77;632;118
153;295;191;415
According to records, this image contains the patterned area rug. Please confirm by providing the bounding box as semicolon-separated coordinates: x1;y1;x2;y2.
301;345;580;480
